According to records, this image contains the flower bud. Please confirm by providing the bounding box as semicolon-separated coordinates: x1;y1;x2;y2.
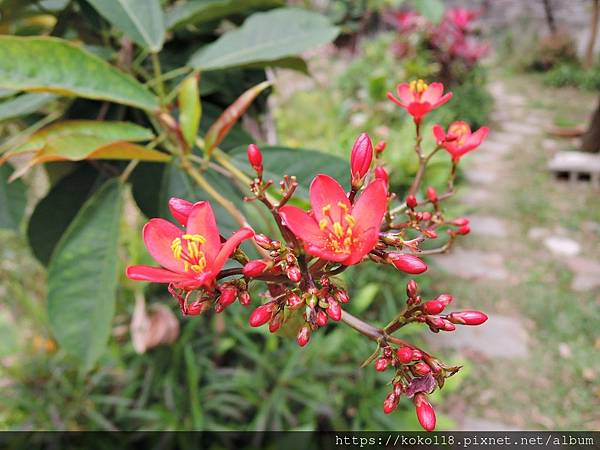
406;280;419;298
168;197;193;226
326;298;342;321
452;217;469;226
247;144;263;175
421;211;432;221
383;347;393;358
243;260;269;278
375;357;389;372
316;310;328;327
388;253;428;274
186;301;204;316
286;292;304;310
287;265;302;283
297;326;311;347
239;290;251;306
406;195;417;209
396;346;413;364
426;186;438;203
447;310;488;326
375;140;387;155
254;234;274;249
374;166;389;185
350;132;373;186
383;392;399;414
269;313;283;333
413;361;431;376
393;382;403;397
248;303;274;327
441;320;456;332
414;393;436;432
219;286;238;308
334;290;350;304
412;349;423;361
422;228;437;239
457;224;470;235
436;294;453;307
422;300;444;315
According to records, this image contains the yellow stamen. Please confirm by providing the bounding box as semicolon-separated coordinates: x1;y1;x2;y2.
410;79;428;94
170;234;207;273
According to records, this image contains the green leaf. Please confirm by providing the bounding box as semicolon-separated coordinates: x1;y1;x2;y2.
0;36;159;111
47;179;124;372
0;164;26;230
86;0;165;52
230;145;349;199
412;0;444;23
188;8;339;72
0;93;57;122
27;165;103;265
178;73;201;148
166;0;283;30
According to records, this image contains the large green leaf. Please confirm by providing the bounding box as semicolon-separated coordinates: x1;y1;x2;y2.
166;0;283;30
229;145;349;199
47;179;123;372
86;0;165;52
27;165;103;265
0;36;159;111
0;93;57;122
0;164;26;230
188;8;339;71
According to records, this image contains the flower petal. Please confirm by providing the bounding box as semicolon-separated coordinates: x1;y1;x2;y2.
421;82;443;104
143;219;185;273
280;205;327;246
126;265;189;283
310;174;350;224
387;91;407;108
185;201;220;265
352;179;388;236
396;83;414;104
213;227;254;273
305;243;349;262
432;92;453;108
407;102;432;120
168;197;193;226
432;124;446;144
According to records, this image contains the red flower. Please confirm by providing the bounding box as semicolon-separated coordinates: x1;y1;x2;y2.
387;80;453;122
279;174;387;265
414;393;436;431
126;201;253;290
433;121;489;161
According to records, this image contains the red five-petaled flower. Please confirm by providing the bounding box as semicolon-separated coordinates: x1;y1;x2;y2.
126;199;253;290
433;121;489;162
279;174;387;265
387;80;453;123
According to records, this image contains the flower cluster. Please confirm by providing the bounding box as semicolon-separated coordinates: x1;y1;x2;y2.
127;79;489;431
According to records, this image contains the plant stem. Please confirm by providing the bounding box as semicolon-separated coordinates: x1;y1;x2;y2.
151;52;166;106
341;310;413;348
119;159;139;182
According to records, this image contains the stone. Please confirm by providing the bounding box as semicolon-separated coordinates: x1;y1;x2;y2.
527;227;548;241
541;139;560;151
463;167;498;185
469;216;509;237
435;248;508;280
543;236;581;256
565;256;600;291
461;189;494;207
480;139;513;156
429;314;529;358
460;417;518;431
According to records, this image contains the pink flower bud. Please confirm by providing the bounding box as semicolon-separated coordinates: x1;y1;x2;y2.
457;224;470;235
239;290;251;306
219;286;238;307
286;293;304;310
388;253;428;274
447;310;488;325
452;217;469;226
375;357;389;372
168;197;193;226
326;298;342;321
374;166;389;184
350;132;373;185
269;313;283;333
393;382;403;397
316;310;328;327
422;300;444;315
406;195;417;209
435;294;453;307
396;346;413;364
334;290;350;304
421;211;432;221
254;234;273;249
413;362;431;376
247;144;263;174
441;320;456;332
414;393;436;431
248;303;274;327
186;301;204;316
297;326;311;347
287;265;302;283
383;392;399;414
375;141;387;155
243;260;269;278
426;186;438;203
412;349;423;361
406;280;419;298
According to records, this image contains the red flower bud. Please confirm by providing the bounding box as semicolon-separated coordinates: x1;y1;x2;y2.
396;346;413;364
426;186;438;203
375;357;389;372
168;197;193;226
422;300;445;315
219;286;238;307
374;166;389;185
406;280;419;298
413;361;431;376
254;234;273;249
452;217;469;226
383;392;399;414
406;195;417;209
239;290;251;306
186;301;204;316
435;294;453;307
375;140;387;155
248;303;274;327
441;320;456;332
414;393;436;432
421;211;432;221
243;260;269;278
447;310;488;325
286;292;304;310
388;253;428;274
269;313;283;333
350;132;373;185
316;310;328;327
297;326;311;347
412;349;423;361
247;144;263;175
287;265;302;283
334;290;350;304
393;383;403;397
457;224;470;235
326;298;342;321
